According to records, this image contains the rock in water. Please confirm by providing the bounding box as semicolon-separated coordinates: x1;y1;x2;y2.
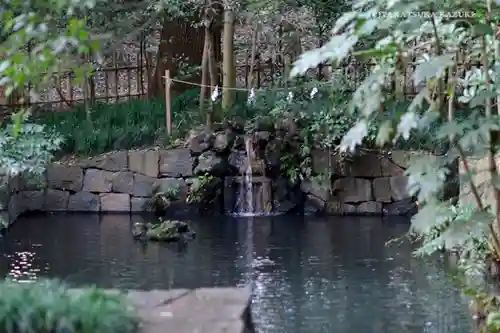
133;220;196;242
132;222;147;239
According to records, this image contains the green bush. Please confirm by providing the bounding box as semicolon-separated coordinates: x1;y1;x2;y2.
30;81;447;157
35;89;203;156
32;88;263;156
0;279;138;333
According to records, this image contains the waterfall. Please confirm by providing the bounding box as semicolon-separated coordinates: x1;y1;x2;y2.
231;136;280;217
236;137;255;216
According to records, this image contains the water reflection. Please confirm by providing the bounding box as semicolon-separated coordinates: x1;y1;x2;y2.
0;214;471;333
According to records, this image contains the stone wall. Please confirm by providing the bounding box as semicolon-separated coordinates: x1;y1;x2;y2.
0;122;433;228
305;149;420;216
0;148;197;222
460;155;498;208
0;148;421;223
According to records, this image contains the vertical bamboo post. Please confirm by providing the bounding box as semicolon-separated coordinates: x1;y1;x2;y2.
164;70;172;135
136;52;142;99
126;54;132;100
113;52;119;102
104;69;109;103
55;65;61;109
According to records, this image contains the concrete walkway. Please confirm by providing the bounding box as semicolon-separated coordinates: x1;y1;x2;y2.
125;287;255;333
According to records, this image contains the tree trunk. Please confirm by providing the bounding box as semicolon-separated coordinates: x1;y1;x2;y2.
222;9;236;110
247;23;259;89
199;30;209;113
150;14;220;97
207;25;218;127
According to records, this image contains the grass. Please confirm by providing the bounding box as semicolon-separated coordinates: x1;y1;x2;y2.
33;88;262;156
35;89;201;156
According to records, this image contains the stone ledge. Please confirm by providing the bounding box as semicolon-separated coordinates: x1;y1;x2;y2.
73;287;255;333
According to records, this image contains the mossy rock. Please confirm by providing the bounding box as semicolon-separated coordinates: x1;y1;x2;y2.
132;220;195;242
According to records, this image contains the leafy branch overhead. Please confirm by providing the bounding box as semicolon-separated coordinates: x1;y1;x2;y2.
290;0;500;303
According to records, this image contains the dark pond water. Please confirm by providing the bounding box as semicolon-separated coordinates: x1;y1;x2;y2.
0;214;471;333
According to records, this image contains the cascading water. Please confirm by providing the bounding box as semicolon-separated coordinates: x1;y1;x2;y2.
235;137;255;216
231;136;281;217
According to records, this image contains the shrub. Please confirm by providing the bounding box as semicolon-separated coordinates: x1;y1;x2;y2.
0;279;138;333
0;120;63;175
35;89;203;156
30;80;445;158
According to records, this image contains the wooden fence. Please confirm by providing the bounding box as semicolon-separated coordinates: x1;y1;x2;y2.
0;52;405;115
0;51;152;116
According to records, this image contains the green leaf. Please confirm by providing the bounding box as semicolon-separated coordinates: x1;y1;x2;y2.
487;311;500;328
353;45;397;58
413;55;454;86
469;91;497;107
291;34;358;77
375;120;393;146
472;23;494;36
332;11;358;34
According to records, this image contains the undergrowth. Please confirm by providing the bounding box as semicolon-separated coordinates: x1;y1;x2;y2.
0;279;138;333
26;81;449;157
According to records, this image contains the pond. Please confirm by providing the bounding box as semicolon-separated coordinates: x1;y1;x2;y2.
0;214;471;333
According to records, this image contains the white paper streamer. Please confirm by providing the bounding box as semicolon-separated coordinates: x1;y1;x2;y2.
247;88;256;104
310;87;318;99
211;85;219;102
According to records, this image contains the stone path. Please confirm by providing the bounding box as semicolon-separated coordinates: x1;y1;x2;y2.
125;287;254;333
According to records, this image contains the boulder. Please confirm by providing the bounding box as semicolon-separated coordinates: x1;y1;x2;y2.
194;151;228;176
186;128;213;155
383;199;418;216
132;220;196;242
8;194;22;221
300;180;329;203
343;204;358;214
228;150;247;175
264;139;285;170
0;181;9;211
213;132;234;153
254;131;271;148
145;192;172;216
275;117;298;137
232;136;246;150
154;178;188;201
303;193;326;215
357;201;382;214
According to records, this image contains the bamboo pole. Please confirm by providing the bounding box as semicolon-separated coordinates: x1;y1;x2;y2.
164;69;172;135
